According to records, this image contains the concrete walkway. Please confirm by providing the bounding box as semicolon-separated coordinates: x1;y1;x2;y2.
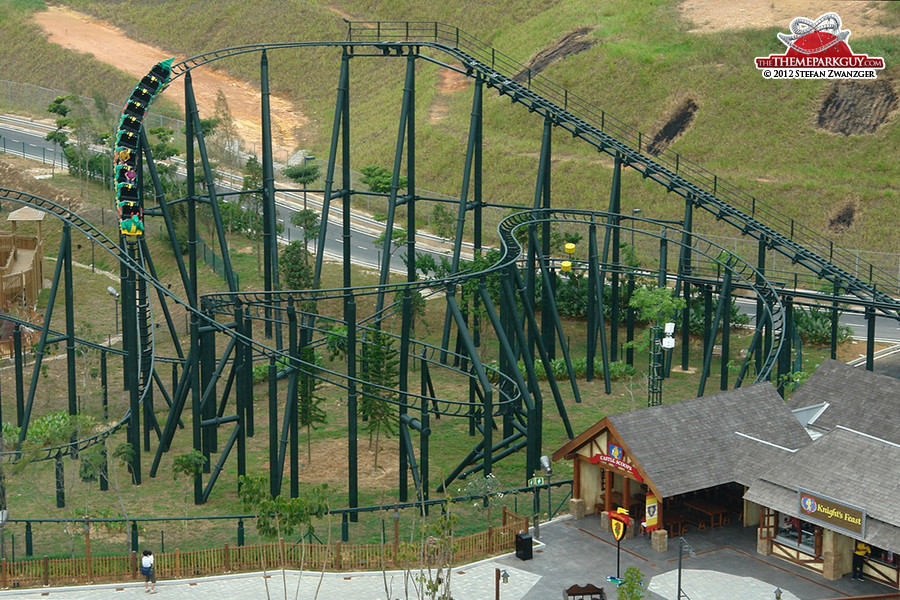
2;515;893;599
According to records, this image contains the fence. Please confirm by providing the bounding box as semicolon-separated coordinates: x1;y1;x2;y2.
0;79;183;135
0;509;529;590
198;236;239;289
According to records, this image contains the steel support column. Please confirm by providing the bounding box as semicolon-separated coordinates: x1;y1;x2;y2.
122;240;141;484
698;267;731;398
63;222;77;418
865;306;875;372
260;50;279;343
608;155;622;361
346;294;358;522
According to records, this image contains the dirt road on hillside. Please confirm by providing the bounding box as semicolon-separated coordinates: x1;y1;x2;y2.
32;5;307;157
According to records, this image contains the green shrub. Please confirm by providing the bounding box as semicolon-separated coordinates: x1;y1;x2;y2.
2;410;95;450
252;357;289;384
517;358;634;381
793;306;852;345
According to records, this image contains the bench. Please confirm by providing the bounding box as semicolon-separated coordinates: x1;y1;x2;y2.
563;583;606;600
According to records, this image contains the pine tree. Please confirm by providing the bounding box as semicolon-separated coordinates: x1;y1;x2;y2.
360;328;399;467
297;345;327;463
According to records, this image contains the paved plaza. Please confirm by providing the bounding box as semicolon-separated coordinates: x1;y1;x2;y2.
0;515;891;599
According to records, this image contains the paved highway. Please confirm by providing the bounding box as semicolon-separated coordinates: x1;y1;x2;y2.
3;117;899;350
0;116;457;276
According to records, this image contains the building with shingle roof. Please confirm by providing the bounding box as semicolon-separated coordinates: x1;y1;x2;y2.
606;383;810;498
788;359;900;443
555;363;900;589
745;427;900;552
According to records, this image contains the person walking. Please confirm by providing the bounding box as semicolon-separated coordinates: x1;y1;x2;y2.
852;540;871;581
141;549;157;593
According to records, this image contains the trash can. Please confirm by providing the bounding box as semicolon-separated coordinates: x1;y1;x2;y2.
515;532;533;560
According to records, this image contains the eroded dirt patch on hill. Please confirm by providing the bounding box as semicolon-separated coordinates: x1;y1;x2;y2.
514;27;595;82
0;159;78;210
817;80;898;136
429;69;470;124
828;202;856;233
647;98;699;155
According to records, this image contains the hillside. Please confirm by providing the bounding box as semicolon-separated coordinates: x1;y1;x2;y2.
3;0;900;258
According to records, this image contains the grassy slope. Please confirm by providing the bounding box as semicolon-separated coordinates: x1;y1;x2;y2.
3;0;896;254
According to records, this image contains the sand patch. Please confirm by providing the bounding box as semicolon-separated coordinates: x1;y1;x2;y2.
31;5;307;156
679;0;894;37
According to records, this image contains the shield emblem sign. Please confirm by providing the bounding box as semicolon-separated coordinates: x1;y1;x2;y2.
611;515;627;541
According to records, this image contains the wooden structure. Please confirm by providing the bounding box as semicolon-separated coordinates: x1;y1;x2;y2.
553;384;810;538
0;206;45;307
556;362;900;591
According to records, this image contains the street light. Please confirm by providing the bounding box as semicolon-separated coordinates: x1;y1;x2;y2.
495;567;510;600
533;455;553;539
648;322;676;406
630;208;642;255
107;286;120;335
676;536;696;600
0;509;8;561
774;588;782;600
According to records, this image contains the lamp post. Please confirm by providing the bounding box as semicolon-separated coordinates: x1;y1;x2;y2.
107;286;120;335
0;509;7;560
303;154;316;211
495;568;509;600
541;455;553;522
533;455;553;539
676;536;696;600
774;588;782;600
648;322;675;406
631;208;642;254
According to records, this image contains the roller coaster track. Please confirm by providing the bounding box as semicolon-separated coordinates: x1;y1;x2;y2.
1;21;880;492
334;21;900;317
157;24;899;315
497;209;785;379
0;187;152;460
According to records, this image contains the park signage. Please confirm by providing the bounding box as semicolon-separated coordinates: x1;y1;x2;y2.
589;451;643;482
798;488;865;537
610;510;629;541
